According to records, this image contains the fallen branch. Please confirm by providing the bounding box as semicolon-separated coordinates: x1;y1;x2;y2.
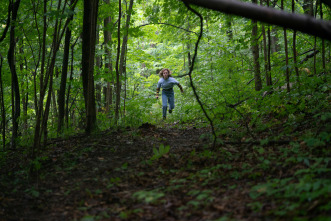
181;0;331;41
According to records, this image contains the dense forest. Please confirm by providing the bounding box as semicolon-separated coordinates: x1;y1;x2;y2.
0;0;330;220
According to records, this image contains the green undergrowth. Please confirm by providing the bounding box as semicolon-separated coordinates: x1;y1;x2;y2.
125;140;330;220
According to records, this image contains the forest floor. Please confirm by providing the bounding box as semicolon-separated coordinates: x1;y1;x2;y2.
1;119;330;221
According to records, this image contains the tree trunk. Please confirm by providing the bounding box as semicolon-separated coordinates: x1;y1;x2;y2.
261;0;272;86
66;41;76;127
20;41;28;134
282;0;290;92
266;0;272;82
104;1;113;113
292;0;299;83
58;3;73;133
187;20;192;69
34;0;75;151
52;89;57;123
41;0;65;146
115;0;122;123
95;26;102;111
251;0;262;91
0;54;5;150
82;0;99;134
7;0;21;149
320;1;326;74
33;0;48;157
120;0;134;120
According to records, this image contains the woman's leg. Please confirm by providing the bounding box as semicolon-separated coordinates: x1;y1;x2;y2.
168;91;175;111
162;92;168;118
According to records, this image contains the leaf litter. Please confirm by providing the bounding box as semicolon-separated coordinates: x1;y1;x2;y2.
0;121;330;221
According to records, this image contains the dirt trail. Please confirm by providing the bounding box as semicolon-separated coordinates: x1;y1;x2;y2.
3;122;324;221
2;124;215;221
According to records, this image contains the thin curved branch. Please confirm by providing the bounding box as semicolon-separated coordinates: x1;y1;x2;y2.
183;2;217;147
0;1;12;42
136;22;199;35
176;73;190;78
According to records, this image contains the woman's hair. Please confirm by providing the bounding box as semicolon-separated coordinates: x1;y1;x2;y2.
159;68;172;78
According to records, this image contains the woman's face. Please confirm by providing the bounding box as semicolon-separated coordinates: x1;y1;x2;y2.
163;70;169;79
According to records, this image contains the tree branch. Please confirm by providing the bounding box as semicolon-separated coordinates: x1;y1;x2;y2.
136;22;199;35
176;73;190;78
0;2;12;42
181;0;331;41
300;50;319;64
182;2;217;147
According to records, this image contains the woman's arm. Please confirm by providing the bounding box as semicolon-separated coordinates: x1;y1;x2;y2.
178;84;184;93
156;87;160;99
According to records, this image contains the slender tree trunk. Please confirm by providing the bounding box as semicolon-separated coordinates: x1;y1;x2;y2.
251;0;262;91
183;42;185;70
66;41;76;127
118;0;134;120
206;14;214;81
52;89;57;123
41;0;65;145
7;0;21;149
119;0;134;84
292;0;299;83
82;0;99;134
104;1;113;113
260;0;270;86
266;0;272;84
281;0;290;92
187;20;192;68
34;0;75;150
95;26;102;111
225;15;234;79
0;54;5;150
261;24;271;86
33;0;48;157
115;0;122;123
58;1;74;133
58;27;71;132
320;1;326;73
123;56;127;118
40;0;63;146
20;41;28;133
42;70;54;145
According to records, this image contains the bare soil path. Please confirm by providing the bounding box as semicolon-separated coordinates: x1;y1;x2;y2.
1;122;328;220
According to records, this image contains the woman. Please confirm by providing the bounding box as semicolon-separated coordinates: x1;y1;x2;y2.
156;68;184;120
